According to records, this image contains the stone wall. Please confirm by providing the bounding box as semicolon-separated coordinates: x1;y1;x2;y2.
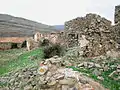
64;14;116;57
112;5;120;49
0;37;27;50
35;31;64;45
0;42;12;50
112;23;120;44
115;5;120;24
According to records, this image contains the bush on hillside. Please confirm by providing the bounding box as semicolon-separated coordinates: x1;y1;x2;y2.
21;40;27;48
11;43;18;49
41;39;50;46
43;44;65;58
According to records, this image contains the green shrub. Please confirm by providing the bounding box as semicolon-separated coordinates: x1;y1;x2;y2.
43;44;65;58
41;39;50;46
11;43;18;49
21;40;27;48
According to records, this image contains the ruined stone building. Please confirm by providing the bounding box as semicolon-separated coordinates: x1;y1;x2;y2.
115;5;120;24
0;37;27;50
34;31;64;45
64;5;120;57
26;31;63;51
112;5;120;46
34;32;42;42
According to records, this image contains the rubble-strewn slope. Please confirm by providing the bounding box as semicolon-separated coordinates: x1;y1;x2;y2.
0;14;56;37
0;56;109;90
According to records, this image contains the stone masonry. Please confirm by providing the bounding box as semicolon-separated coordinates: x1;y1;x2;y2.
64;13;116;57
115;5;120;24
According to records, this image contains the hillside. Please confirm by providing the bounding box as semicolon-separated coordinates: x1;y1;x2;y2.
53;25;64;30
0;14;56;37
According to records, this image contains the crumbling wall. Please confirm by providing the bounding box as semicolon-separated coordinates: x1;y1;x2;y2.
34;32;42;42
65;13;116;57
112;5;120;49
27;32;64;51
57;31;65;45
112;23;120;43
38;32;64;45
115;5;120;24
0;42;12;50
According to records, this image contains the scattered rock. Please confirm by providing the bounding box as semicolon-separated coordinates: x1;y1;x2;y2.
92;69;101;76
88;62;94;68
59;78;77;86
117;65;120;73
97;76;104;81
47;81;57;86
108;71;117;77
103;65;109;71
24;85;32;90
95;64;101;68
83;62;88;67
78;63;84;67
0;56;108;90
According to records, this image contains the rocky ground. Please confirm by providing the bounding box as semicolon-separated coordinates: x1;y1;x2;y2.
0;55;119;90
1;4;120;90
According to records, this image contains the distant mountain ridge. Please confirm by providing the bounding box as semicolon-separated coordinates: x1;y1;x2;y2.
53;25;64;30
0;14;57;37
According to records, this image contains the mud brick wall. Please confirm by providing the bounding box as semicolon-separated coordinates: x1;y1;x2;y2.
64;13;116;57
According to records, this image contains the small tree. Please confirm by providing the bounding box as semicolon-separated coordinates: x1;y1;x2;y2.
41;39;50;46
43;44;65;58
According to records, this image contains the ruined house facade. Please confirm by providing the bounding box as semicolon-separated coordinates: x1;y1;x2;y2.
33;31;63;44
64;5;120;57
26;31;63;51
0;37;27;50
34;32;42;42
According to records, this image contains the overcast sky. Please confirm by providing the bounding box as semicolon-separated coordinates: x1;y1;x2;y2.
0;0;119;25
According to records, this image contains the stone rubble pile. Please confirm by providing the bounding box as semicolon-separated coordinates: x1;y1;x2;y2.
0;56;107;90
62;55;120;81
64;13;117;57
108;65;120;80
77;61;120;81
